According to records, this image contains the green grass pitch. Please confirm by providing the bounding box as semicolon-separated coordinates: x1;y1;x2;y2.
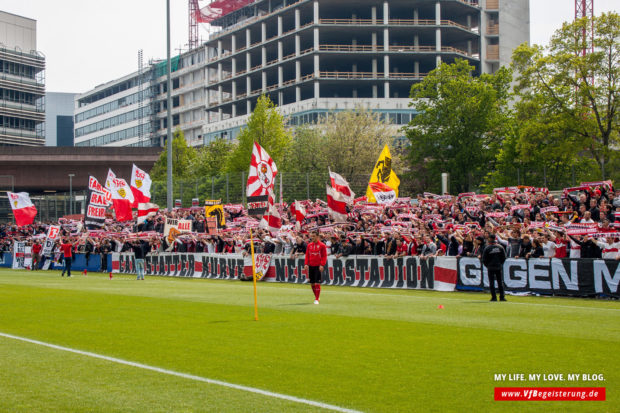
0;268;617;412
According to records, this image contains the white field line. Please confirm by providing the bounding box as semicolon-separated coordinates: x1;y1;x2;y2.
0;332;362;413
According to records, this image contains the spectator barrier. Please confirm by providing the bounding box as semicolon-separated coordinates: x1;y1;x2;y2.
108;253;619;298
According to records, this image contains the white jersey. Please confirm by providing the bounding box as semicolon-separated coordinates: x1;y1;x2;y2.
596;241;620;259
569;239;581;259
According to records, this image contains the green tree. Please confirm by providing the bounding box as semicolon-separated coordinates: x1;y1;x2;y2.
321;107;400;179
284;107;400;176
193;138;235;178
150;129;197;181
281;124;326;173
511;12;620;180
226;95;292;172
405;59;512;193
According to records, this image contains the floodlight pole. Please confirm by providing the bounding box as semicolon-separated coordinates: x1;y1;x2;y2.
166;0;173;211
68;174;75;215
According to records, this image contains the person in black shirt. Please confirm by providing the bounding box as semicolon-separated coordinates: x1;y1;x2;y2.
481;235;507;302
527;239;544;258
370;234;385;255
131;239;150;280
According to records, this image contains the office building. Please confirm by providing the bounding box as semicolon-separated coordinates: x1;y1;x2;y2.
0;10;46;146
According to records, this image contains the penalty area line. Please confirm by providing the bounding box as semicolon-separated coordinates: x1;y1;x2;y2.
0;332;361;413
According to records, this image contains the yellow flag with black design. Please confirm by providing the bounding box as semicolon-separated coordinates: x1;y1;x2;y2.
366;145;400;203
204;200;225;228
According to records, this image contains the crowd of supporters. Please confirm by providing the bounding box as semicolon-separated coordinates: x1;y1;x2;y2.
2;183;620;263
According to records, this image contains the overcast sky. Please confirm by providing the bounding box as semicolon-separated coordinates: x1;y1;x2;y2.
0;0;617;93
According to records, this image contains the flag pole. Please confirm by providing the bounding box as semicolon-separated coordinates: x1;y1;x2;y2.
249;228;259;321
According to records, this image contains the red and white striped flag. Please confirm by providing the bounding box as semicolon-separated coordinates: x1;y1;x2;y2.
329;168;355;205
290;200;307;223
369;182;396;205
130;164;152;207
246;142;278;197
259;189;282;235
108;175;135;222
326;185;348;223
7;192;37;226
138;203;159;219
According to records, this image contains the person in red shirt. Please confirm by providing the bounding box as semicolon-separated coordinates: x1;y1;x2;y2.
303;231;327;304
60;237;74;277
31;240;42;271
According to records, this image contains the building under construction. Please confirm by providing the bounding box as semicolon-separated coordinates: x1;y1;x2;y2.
74;0;529;147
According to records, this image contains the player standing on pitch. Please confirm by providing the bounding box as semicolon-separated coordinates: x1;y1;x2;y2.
304;231;327;305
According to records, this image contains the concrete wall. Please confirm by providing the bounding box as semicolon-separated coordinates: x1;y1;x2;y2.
0;11;36;51
499;0;530;67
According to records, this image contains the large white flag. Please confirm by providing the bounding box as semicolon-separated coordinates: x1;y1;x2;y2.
7;192;37;226
246;142;278;197
130;164;152;207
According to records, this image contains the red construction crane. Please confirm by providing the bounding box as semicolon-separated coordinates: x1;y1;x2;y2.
575;0;594;56
189;0;199;49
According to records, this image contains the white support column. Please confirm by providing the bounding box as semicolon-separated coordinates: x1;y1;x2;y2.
261;23;267;43
246;76;251;96
414;61;420;76
278;91;283;106
384;55;389;78
218;108;222;121
278;16;283;36
383;1;389;24
295;8;300;29
436;1;442;53
218;85;222;103
231;35;236;52
372;85;378;98
414;35;419;49
372;32;377;51
413;8;419;23
467;15;472;29
436;55;442;67
246;28;251;48
295;35;300;56
384;82;389;98
314;81;320;98
372;58;377;76
246;52;251;72
218;63;222;81
296;60;301;81
232;81;237;99
278;66;283;86
262;72;267;91
278;41;283;61
232;104;237;118
371;7;377;24
313;0;319;24
217;40;223;56
467;40;472;56
247;100;252;114
231;57;237;76
384;28;389;51
314;28;319;51
314;55;320;77
262;47;267;66
296;86;301;102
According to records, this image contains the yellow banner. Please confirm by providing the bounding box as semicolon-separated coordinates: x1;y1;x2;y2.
366;145;400;203
204;199;225;228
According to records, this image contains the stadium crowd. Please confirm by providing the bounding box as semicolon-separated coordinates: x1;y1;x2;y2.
2;182;620;265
